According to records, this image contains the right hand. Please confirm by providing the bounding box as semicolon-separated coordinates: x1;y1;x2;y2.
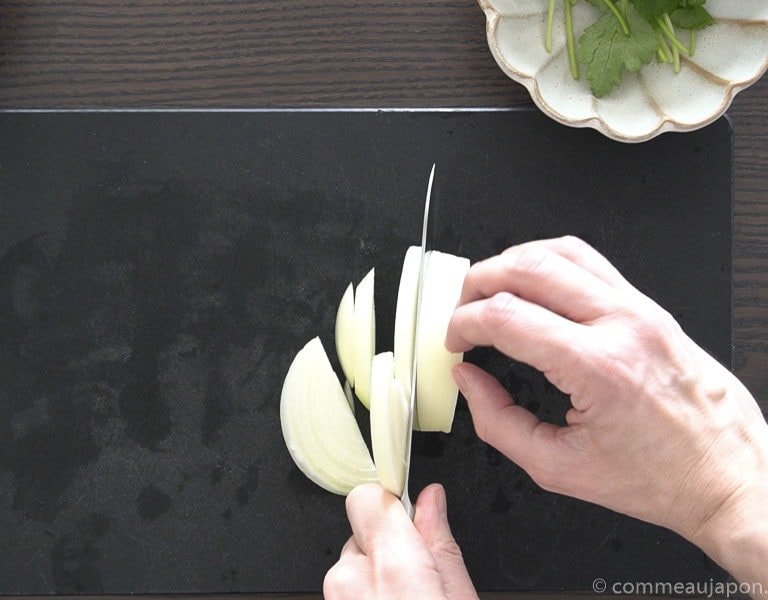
323;483;478;600
445;236;768;553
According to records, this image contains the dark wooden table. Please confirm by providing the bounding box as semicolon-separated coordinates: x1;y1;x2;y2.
1;2;766;598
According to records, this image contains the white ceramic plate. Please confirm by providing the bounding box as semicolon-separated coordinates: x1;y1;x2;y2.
479;0;768;142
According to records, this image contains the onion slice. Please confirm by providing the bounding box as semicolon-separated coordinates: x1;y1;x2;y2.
281;246;471;497
352;268;376;409
393;246;420;406
369;352;409;497
415;251;470;433
335;282;355;387
280;337;377;495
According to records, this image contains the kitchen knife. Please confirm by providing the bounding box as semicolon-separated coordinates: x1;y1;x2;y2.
400;163;435;519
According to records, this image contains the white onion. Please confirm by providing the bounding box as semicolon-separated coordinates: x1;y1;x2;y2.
415;251;470;433
343;379;355;414
280;337;377;494
369;352;409;497
393;246;420;405
335;282;355;387
352;268;376;409
281;248;470;497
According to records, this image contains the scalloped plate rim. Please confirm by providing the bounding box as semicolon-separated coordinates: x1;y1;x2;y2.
480;1;768;143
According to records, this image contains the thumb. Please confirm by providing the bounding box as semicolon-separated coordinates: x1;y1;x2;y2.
413;484;479;600
452;361;564;471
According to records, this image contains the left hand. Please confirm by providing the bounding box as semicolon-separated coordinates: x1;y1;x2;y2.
444;236;768;552
323;483;478;600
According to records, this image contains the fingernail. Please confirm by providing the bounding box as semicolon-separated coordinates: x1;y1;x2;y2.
434;484;448;521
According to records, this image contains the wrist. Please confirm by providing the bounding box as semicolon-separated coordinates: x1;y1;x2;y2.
687;425;768;594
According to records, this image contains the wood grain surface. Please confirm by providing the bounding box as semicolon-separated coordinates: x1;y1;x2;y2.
1;1;766;599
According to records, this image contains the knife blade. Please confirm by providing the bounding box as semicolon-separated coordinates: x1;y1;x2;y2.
400;163;435;519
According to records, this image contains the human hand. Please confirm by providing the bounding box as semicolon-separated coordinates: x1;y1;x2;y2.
323;483;478;600
445;236;768;551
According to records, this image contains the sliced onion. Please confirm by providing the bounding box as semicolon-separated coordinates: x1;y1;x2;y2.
282;247;471;497
353;268;376;409
335;282;355;387
343;379;355;414
393;246;420;404
369;352;409;497
280;337;377;495
415;251;471;433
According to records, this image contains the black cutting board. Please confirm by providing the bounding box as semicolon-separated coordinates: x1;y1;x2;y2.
0;110;732;594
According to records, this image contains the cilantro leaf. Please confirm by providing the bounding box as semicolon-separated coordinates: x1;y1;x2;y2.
629;0;680;22
578;0;657;97
583;0;608;10
670;5;716;30
547;0;716;97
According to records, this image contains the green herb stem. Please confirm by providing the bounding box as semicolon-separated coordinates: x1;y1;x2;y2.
545;0;556;52
546;0;715;97
657;30;674;63
564;0;579;79
602;0;630;35
657;14;691;56
672;43;680;72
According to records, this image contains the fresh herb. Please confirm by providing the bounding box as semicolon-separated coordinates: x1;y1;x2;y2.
545;0;716;97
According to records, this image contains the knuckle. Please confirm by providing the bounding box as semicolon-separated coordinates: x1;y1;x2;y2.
470;401;515;448
372;551;404;582
622;300;682;352
648;305;682;340
323;561;358;599
510;244;551;276
462;258;492;296
369;542;423;585
479;291;518;332
344;487;359;515
558;234;590;251
468;399;501;447
501;236;592;272
346;482;379;510
471;412;492;445
431;536;465;564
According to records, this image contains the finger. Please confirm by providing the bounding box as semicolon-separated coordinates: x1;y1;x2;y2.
502;236;631;291
458;241;625;324
445;291;584;378
414;484;478;600
340;536;364;558
323;552;370;600
345;483;412;556
452;362;569;478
